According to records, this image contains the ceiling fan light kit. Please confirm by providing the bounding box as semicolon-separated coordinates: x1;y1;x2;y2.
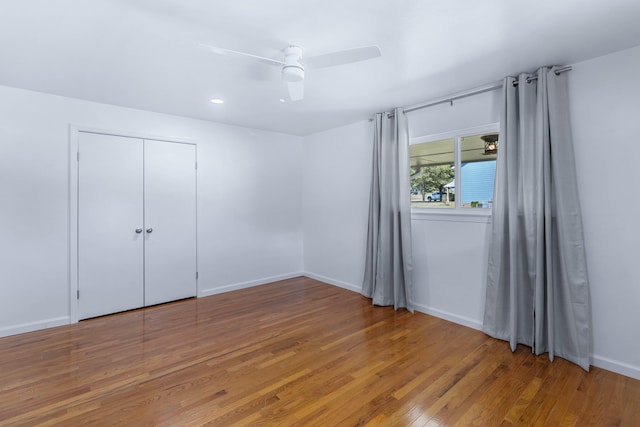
282;46;305;83
202;43;381;101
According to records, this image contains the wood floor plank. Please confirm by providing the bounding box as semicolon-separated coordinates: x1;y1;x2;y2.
0;277;638;426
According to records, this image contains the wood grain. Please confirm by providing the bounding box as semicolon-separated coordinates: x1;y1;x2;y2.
0;277;637;426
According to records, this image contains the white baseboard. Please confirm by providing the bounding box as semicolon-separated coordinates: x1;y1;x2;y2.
221;272;640;381
303;272;361;293
0;316;70;338
591;354;640;380
302;272;485;332
412;303;484;331
413;303;640;380
4;276;636;382
198;271;305;298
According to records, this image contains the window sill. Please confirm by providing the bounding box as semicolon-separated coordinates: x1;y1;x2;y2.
411;208;491;223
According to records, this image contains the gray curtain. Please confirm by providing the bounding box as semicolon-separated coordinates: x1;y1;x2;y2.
362;108;414;311
483;67;591;370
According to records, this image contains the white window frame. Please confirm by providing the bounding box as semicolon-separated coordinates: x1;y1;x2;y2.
410;123;499;223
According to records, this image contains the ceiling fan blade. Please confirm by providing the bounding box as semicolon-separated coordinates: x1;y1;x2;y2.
305;45;381;69
287;80;304;101
200;44;284;67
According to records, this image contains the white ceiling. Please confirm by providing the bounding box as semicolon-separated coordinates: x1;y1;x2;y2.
1;0;640;136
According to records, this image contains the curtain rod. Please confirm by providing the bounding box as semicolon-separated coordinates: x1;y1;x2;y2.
378;65;573;119
403;80;502;114
513;65;572;86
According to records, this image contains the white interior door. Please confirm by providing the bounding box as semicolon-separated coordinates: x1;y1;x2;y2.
78;133;144;319
143;140;197;306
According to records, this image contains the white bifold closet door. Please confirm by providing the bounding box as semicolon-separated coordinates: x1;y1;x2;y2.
78;132;196;320
144;139;197;306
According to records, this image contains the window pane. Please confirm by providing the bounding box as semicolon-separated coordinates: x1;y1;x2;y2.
410;138;455;209
460;133;498;209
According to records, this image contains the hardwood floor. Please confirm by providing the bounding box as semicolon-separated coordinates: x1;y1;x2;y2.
0;277;638;426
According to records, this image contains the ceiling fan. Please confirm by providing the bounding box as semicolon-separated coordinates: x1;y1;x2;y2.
200;43;381;101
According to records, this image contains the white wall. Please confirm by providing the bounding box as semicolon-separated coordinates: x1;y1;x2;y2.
569;44;640;378
409;91;500;330
302;91;500;329
0;85;303;336
302;120;372;291
301;47;640;379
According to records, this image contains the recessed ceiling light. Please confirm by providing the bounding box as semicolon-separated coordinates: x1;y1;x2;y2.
210;98;224;104
279;98;286;103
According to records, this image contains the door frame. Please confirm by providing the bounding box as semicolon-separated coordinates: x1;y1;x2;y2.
68;125;199;323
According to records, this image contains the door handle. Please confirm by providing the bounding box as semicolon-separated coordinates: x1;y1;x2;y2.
135;228;143;234
146;228;153;233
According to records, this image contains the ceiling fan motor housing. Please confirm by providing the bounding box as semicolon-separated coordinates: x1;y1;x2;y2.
282;45;304;82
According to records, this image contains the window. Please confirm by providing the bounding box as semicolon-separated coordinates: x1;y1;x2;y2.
410;125;498;211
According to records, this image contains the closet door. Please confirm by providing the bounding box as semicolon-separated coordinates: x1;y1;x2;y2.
78;133;144;319
143;140;197;306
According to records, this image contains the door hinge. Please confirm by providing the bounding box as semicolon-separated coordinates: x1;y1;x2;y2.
77;289;80;299
195;161;198;170
77;152;80;162
196;271;199;280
